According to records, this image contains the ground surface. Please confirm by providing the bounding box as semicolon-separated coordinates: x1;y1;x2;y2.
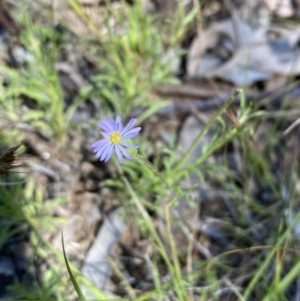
1;1;300;300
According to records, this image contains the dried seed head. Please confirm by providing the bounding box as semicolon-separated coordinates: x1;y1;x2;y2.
0;142;25;175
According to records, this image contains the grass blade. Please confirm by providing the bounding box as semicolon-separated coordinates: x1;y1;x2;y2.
62;233;87;301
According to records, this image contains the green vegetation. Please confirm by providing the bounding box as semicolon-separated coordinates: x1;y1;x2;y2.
1;1;300;301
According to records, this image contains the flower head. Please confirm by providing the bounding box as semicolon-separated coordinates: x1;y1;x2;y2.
91;116;141;164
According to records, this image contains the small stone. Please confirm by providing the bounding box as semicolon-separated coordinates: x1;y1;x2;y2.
85;179;97;191
80;161;95;177
72;179;85;194
0;256;16;297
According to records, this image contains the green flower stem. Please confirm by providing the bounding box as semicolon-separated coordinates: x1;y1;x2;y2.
174;125;245;181
173;90;239;173
107;256;137;299
135;154;210;258
245;210;300;300
136;154;183;202
136;154;171;189
114;159;188;301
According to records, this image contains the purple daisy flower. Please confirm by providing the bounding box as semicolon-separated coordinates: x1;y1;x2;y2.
91;116;141;164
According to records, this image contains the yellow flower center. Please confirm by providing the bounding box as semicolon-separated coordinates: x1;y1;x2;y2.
109;132;121;144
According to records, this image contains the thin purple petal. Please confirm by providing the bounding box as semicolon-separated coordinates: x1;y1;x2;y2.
121;142;139;149
116;115;123;132
115;145;124;164
97;121;110;132
98;120;113;132
104;145;114;162
92;139;108;152
118;145;132;160
108;118;116;131
101;143;113;161
101;132;110;139
122;127;141;139
95;142;110;159
121;118;137;135
91;139;106;149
